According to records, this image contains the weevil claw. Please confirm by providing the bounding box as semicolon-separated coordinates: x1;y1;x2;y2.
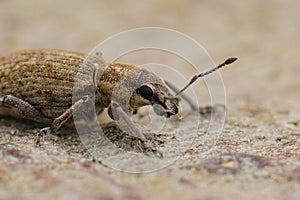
35;127;51;146
140;141;163;159
144;147;163;159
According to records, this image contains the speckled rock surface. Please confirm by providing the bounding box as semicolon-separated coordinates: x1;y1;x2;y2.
0;0;299;199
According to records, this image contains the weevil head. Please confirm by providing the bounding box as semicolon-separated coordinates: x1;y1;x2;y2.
135;83;180;118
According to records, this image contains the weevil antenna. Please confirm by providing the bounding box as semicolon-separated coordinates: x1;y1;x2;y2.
175;57;237;96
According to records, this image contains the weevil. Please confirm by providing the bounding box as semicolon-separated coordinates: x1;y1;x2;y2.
0;49;237;153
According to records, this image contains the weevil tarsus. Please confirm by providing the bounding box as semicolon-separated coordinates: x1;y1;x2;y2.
35;95;91;146
109;101;163;157
198;104;227;116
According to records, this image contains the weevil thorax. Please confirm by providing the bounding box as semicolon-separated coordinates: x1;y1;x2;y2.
97;62;180;118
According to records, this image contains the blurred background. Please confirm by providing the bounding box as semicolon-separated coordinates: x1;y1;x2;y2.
0;0;300;112
0;1;299;199
0;0;299;111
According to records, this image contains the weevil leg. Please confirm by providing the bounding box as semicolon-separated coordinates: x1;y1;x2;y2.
0;95;51;124
109;102;163;158
199;104;226;116
35;95;90;146
110;101;146;141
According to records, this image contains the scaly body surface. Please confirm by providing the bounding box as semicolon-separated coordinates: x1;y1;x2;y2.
0;49;180;147
0;49;236;153
0;49;88;120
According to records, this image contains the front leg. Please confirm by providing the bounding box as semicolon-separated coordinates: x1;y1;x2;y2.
109;102;163;158
110;102;146;141
35;95;90;145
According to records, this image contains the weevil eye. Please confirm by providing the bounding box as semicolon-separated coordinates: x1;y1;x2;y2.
136;85;153;101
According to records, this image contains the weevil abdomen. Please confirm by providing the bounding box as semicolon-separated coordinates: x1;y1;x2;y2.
0;49;102;118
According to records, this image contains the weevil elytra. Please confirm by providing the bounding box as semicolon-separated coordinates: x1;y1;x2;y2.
0;49;237;153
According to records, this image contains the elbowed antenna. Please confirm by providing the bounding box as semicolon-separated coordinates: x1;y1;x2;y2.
175;57;238;96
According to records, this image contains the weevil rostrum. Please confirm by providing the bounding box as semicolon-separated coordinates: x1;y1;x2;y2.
0;49;237;153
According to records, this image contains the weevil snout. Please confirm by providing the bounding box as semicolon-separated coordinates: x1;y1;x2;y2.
151;96;180;118
136;83;180;118
163;96;180;117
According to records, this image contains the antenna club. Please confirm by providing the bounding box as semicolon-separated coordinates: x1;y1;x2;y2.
175;57;238;96
225;57;238;65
